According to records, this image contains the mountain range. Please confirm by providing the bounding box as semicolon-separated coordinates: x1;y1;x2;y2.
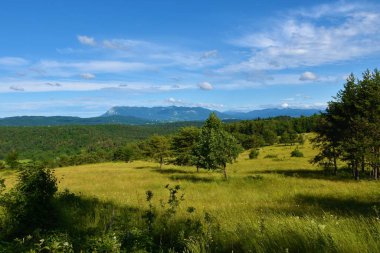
0;106;321;126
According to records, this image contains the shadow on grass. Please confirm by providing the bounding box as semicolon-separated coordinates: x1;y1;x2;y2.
250;168;354;181
134;165;157;170
169;174;214;183
52;189;209;252
55;190;139;238
295;194;379;217
260;194;379;217
152;168;195;174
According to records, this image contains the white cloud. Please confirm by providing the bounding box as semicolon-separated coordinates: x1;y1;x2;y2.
165;97;184;105
0;57;28;66
80;73;96;79
281;102;289;108
299;71;317;81
222;2;380;73
102;39;150;51
198;81;213;90
35;60;153;75
0;79;196;93
77;35;96;46
216;73;339;90
163;97;223;110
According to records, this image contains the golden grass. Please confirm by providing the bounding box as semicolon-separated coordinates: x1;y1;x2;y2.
1;134;380;252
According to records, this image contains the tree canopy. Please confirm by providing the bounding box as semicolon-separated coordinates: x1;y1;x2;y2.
193;113;242;179
313;69;380;179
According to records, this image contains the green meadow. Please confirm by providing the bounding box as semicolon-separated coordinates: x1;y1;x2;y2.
1;134;380;252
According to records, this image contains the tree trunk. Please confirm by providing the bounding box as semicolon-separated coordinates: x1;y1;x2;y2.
159;156;163;169
361;155;365;173
374;166;379;180
354;161;359;180
333;147;338;175
196;166;199;173
223;164;228;180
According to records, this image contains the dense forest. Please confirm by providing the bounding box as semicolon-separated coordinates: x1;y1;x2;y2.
0;115;318;167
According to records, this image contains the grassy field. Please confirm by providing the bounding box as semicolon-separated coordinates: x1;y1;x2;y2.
1;134;380;252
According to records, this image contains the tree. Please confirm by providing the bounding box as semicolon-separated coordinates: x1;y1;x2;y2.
114;143;140;163
0;162;58;236
144;135;171;169
279;132;290;145
5;150;19;169
262;129;277;145
171;127;200;169
313;69;380;179
193;113;242;179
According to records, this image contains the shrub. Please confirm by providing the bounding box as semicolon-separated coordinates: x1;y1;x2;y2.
291;148;304;157
0;162;58;237
264;154;278;159
249;149;259;159
113;144;138;162
0;161;5;169
5;150;19;169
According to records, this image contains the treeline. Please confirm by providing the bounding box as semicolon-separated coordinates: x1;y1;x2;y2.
0;122;202;160
225;115;318;149
312;69;380;180
0;115;319;170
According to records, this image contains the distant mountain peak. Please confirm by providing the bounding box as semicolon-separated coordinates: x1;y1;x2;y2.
102;106;321;122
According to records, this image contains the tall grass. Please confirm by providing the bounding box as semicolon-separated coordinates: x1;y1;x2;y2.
0;134;379;252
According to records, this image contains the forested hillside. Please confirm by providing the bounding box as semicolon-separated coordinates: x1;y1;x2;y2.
0;122;202;160
0;116;318;162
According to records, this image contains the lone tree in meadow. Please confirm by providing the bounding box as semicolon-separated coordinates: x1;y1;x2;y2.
193;113;241;179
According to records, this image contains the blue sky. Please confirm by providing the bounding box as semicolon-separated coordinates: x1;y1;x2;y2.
0;0;379;117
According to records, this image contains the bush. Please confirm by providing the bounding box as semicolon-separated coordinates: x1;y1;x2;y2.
0;162;58;237
291;148;304;157
5;150;19;169
249;149;259;159
113;144;138;162
0;161;5;169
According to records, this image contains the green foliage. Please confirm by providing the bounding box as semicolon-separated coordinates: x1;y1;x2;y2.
264;154;278;159
113;143;140;163
142;135;171;169
313;69;380;179
171;126;200;166
0;163;58;237
128;184;205;252
193;113;242;179
0;123;195;161
6;233;74;253
262;129;278;145
4;150;19;169
291;148;304;157
0;161;5;170
225;115;319;149
249;149;260;159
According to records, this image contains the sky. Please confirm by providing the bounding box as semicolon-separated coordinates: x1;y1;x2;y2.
0;0;379;117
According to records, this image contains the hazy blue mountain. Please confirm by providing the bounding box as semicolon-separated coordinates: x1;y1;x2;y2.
102;106;231;121
104;106;321;121
0;115;150;126
226;108;321;119
0;106;322;126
